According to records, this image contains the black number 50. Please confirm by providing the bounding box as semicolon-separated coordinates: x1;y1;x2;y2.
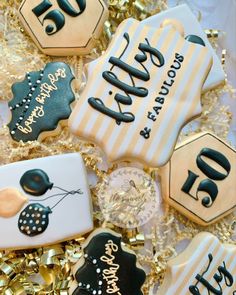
181;148;231;208
32;0;86;35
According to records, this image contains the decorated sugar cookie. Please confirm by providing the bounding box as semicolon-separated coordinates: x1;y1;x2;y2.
70;228;146;295
142;4;225;92
160;132;236;226
157;232;236;295
8;62;75;142
69;18;213;167
0;153;93;249
18;0;108;56
97;167;161;228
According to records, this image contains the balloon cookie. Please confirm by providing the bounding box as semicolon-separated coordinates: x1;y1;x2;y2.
18;0;108;56
157;232;236;295
142;4;225;92
8;62;75;142
69;18;213;167
160;132;236;226
70;228;146;295
0;153;93;250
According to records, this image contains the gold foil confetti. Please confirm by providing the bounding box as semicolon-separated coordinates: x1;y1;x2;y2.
0;0;236;294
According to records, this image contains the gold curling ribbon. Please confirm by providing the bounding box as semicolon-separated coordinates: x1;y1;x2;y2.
0;262;15;279
222;49;227;66
204;29;220;39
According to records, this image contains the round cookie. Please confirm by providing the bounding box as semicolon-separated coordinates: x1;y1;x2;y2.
8;62;75;142
97;167;161;228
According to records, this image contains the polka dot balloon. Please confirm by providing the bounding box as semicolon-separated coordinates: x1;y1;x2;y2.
18;203;52;237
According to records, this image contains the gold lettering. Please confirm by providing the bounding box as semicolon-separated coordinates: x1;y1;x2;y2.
17;68;67;134
17;125;32;134
100;240;121;295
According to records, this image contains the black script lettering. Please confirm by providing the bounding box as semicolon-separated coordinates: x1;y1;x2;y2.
213;262;234;287
89;32;165;125
109;56;150;81
135;39;165;68
102;71;148;97
189;254;234;295
88;97;135;125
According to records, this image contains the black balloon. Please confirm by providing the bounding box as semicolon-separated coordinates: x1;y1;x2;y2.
18;203;52;237
20;169;53;196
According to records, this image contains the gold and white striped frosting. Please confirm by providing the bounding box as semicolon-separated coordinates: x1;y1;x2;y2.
158;232;236;295
69;18;213;167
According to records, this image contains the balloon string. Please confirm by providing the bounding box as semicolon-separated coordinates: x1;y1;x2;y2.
53;186;74;193
29;192;66;202
50;189;83;210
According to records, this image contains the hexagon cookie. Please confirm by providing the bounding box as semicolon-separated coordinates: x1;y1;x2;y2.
160;132;236;225
19;0;108;56
157;232;236;295
69;18;213;167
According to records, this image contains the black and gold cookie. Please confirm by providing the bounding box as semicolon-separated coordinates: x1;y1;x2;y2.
70;228;146;295
8;62;75;142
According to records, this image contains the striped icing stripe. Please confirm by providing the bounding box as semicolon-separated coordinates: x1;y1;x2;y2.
69;19;212;167
164;236;236;295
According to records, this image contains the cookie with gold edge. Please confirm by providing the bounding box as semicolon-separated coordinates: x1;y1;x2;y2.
69;18;213;167
8;62;75;142
70;228;146;295
160;132;236;226
157;232;236;295
18;0;108;56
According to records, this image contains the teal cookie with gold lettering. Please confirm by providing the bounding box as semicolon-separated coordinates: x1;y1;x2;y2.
70;228;146;295
8;62;75;142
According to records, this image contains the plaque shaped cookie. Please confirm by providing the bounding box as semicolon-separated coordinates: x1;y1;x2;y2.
157;232;236;295
70;228;146;295
0;153;93;250
69;18;213;167
18;0;108;56
142;4;225;92
8;62;75;142
160;132;236;226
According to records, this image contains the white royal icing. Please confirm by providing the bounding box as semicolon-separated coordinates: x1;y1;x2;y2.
0;153;93;249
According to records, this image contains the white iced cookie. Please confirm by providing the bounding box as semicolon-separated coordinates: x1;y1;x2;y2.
0;153;93;250
157;232;236;295
142;4;225;92
69;18;212;167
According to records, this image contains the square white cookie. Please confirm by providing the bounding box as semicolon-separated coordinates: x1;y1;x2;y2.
142;4;225;92
0;153;93;249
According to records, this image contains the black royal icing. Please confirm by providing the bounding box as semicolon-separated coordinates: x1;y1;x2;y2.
8;62;75;142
